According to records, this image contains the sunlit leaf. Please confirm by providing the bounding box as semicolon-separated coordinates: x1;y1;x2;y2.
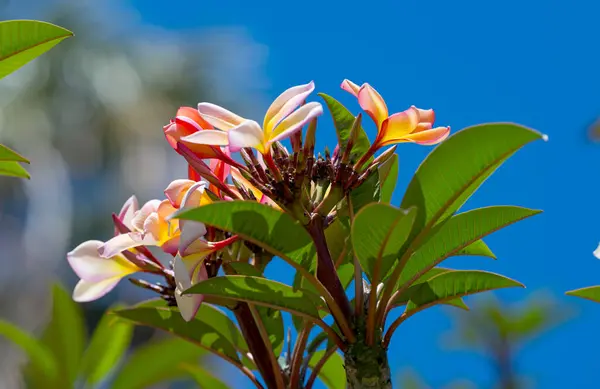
458;239;496;259
175;201;315;273
308;350;346;389
257;306;284;358
0;160;30;178
404;271;523;314
0;20;73;79
80;305;133;385
111;337;206;389
0;144;28;162
566;286;600;303
391;268;468;310
185;275;325;320
352;203;416;283
397;206;540;289
114;300;241;363
378;153;398;203
182;364;230;389
401;123;544;238
0;320;57;381
319;93;371;164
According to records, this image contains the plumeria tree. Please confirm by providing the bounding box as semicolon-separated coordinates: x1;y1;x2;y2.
67;79;545;389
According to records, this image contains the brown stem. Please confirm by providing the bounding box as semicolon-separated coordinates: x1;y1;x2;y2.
234;304;282;389
306;214;354;328
248;305;286;388
305;347;338;389
288;323;311;389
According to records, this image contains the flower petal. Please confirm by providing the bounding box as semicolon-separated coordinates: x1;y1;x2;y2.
269;102;323;144
179;182;209;251
197;103;245;131
164;179;195;208
414;107;435;125
264;81;315;135
68;240;139;281
404;126;451;145
98;233;151;259
73;278;122;302
228;120;265;153
118;195;139;231
174;256;206;321
176;106;212;131
131;200;161;232
341;79;361;97
181;130;230;147
378;107;420;146
357;84;389;128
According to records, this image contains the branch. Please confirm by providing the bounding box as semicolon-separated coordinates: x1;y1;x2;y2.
305;346;338;389
288;322;311;389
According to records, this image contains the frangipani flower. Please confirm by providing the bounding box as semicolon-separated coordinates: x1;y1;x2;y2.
100;182;209;258
68;240;141;302
181;81;323;155
164;107;240;168
174;235;238;321
341;79;450;149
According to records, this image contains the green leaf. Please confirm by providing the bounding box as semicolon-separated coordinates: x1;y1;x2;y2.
0;320;57;381
352;203;416;283
308;350;346;389
0;20;73;79
458;239;496;259
0;143;29;162
80;305;133;385
257;306;285;357
566;286;600;303
319;93;371;163
38;283;86;388
397;206;541;289
378;153;398;203
401;123;544;237
114;301;241;363
175;201;315;274
391;268;468;310
185;275;325;320
0;160;30;178
111;337;206;389
350;168;381;215
182;364;230;389
404;270;523;313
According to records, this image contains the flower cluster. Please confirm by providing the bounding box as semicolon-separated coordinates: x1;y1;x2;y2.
67;79;450;321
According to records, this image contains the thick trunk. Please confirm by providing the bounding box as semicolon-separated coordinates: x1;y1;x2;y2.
344;339;392;389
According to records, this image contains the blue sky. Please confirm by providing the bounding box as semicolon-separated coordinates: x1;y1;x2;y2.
130;0;600;386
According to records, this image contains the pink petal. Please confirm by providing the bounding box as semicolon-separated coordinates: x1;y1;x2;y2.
98;233;150;258
68;240;139;281
341;79;361;97
164;179;195;208
174;256;207;321
264;81;315;135
228;120;265;153
270;102;323;144
197;103;245;131
73;278;121;302
118;195;139;230
405;126;451;145
181;130;229;146
176;106;213;131
357;84;389;128
131;200;161;232
413;107;435;125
